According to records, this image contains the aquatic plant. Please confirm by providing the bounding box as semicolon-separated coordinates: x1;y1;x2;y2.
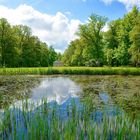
0;99;140;140
0;76;39;108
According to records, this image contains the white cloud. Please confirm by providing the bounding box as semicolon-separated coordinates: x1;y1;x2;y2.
102;24;109;32
101;0;140;10
0;4;81;52
65;11;71;16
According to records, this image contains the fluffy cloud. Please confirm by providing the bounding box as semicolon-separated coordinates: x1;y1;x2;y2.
102;24;109;32
101;0;140;10
0;4;81;52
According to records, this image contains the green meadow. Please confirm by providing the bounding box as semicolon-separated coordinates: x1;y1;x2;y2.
0;67;140;75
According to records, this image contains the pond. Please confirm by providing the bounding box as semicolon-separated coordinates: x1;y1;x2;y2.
0;75;140;139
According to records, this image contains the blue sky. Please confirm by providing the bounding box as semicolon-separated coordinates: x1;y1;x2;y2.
0;0;128;21
0;0;139;52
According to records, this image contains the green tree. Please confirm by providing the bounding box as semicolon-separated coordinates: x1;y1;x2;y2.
39;43;50;67
56;53;62;61
77;14;107;66
104;20;121;66
104;6;140;66
48;46;57;66
0;18;11;66
117;6;139;65
62;41;76;66
0;18;57;67
129;20;140;66
71;39;84;66
13;25;31;66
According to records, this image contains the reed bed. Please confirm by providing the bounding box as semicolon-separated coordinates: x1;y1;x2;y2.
0;100;140;140
0;67;140;75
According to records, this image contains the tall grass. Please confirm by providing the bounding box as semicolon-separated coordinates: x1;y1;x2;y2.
0;100;140;140
0;67;140;75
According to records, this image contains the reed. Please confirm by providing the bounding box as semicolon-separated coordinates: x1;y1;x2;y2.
0;67;140;75
0;99;139;140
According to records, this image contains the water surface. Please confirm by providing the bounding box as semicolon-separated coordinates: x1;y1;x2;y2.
0;75;140;117
0;75;140;139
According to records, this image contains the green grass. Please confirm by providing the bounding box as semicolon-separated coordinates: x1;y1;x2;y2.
0;67;140;75
0;100;140;140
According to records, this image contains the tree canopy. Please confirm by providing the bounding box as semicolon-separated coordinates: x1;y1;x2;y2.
0;6;140;67
0;18;57;67
63;6;140;67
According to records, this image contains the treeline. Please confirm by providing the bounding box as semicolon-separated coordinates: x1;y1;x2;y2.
0;18;57;67
63;6;140;67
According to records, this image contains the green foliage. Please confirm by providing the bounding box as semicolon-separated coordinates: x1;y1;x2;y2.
63;14;107;66
129;17;140;66
63;6;140;67
0;19;57;67
62;40;77;66
104;48;114;66
1;6;140;68
48;46;57;66
104;6;139;66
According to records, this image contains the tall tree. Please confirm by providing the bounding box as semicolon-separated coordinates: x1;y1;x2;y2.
77;14;107;66
13;25;31;66
0;18;11;66
104;6;140;66
0;18;57;67
48;46;57;66
104;20;121;66
129;18;140;66
62;41;76;66
116;6;139;65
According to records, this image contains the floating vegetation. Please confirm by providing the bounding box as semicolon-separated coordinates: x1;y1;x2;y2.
0;76;39;108
72;75;140;118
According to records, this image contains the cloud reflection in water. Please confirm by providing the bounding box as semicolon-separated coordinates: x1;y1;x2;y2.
13;77;81;110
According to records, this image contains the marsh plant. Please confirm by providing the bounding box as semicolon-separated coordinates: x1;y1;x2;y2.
0;99;140;140
0;67;140;75
0;76;39;108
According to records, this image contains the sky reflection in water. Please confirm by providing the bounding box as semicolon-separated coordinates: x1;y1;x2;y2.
12;77;122;121
13;77;81;110
0;76;124;139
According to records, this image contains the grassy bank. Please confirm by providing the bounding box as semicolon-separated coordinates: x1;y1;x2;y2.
0;67;140;75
